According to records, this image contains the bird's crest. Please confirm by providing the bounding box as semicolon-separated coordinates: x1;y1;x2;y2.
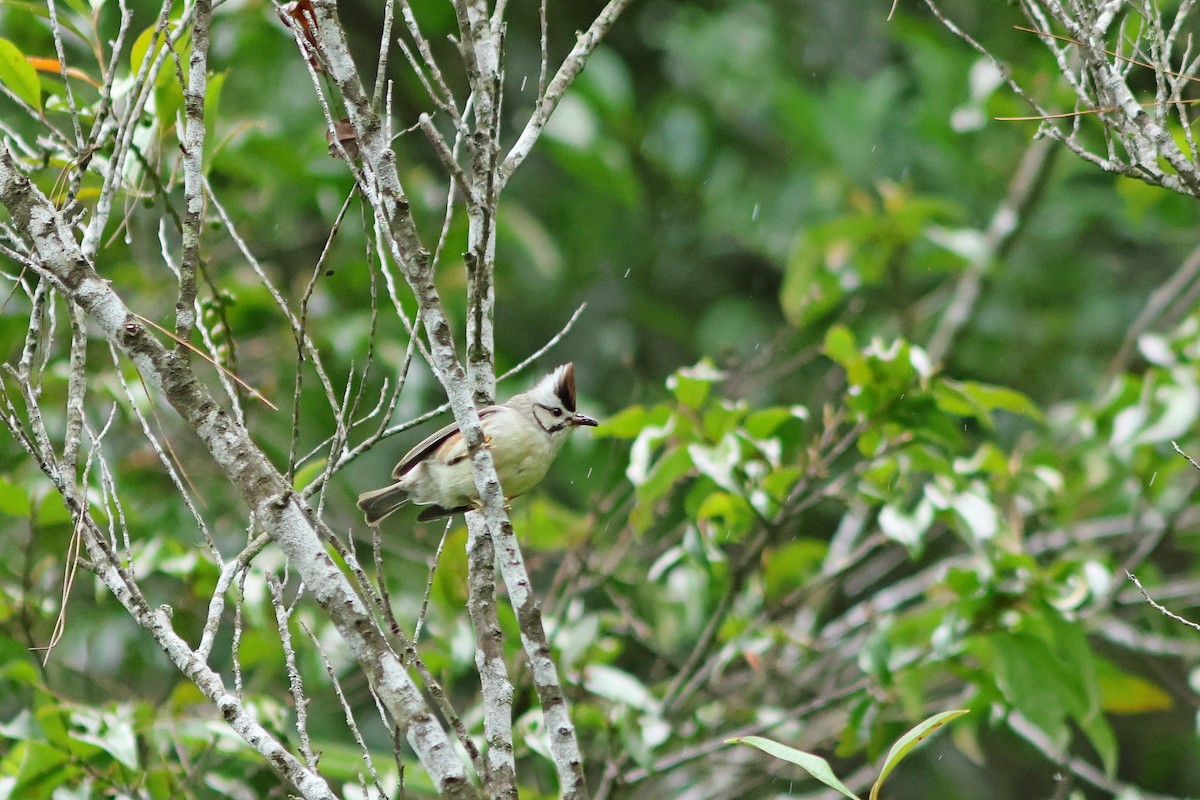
535;363;577;412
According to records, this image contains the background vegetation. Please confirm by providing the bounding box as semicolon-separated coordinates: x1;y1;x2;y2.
2;0;1200;798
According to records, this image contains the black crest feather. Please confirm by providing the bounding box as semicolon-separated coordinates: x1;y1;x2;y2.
554;363;577;412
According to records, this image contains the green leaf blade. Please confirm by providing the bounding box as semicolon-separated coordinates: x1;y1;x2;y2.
727;736;863;800
0;39;41;109
869;709;969;800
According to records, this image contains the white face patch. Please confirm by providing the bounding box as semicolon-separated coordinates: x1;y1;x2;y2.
533;403;568;433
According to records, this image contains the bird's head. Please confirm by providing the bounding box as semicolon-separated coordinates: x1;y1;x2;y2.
525;363;598;436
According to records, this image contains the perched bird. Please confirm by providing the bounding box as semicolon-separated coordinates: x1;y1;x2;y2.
357;363;598;524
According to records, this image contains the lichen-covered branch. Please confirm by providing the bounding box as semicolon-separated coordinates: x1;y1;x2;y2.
0;144;479;799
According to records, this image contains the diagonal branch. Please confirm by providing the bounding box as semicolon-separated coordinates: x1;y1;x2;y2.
500;0;634;188
0;144;480;800
301;3;596;795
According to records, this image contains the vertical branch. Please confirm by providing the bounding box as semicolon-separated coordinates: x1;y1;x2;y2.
453;8;517;798
0;145;483;800
305;2;634;796
82;0;180;257
269;577;318;768
291;3;631;797
454;0;501;404
372;0;396;109
46;0;84;149
62;303;88;475
466;517;517;800
177;0;212;345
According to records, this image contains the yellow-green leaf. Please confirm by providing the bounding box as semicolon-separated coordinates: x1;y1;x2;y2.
1097;661;1172;714
0;39;41;109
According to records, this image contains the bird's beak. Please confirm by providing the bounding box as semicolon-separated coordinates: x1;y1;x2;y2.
573;413;599;427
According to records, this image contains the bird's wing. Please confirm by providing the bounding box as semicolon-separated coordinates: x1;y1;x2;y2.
390;405;507;478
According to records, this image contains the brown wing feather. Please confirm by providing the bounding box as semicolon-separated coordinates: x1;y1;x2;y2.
390;405;504;479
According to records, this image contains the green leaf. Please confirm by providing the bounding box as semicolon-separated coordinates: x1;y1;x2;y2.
1039;610;1101;719
0;653;42;687
595;404;669;439
630;446;693;533
932;381;988;425
626;418;677;486
0;39;41;110
984;632;1069;740
744;405;807;438
292;458;326;492
130;25;164;77
869;709;968;800
948;484;998;542
1076;707;1117;778
667;359;726;410
781;228;845;327
1096;659;1172;714
0;478;31;517
701;401;742;441
763;539;826;600
761;466;802;503
10;739;74;793
0;709;36;742
973;612;1102;749
33;692;69;750
583;665;658;712
823;325;858;366
695;490;754;539
939;378;1043;422
726;736;863;800
70;706;140;771
154;73;185;129
203;70;227;169
2;1;87;42
519;497;592;549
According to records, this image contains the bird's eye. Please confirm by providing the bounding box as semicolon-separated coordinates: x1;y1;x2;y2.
550;407;563;417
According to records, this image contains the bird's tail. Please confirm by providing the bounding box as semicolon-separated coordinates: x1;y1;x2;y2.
357;484;410;525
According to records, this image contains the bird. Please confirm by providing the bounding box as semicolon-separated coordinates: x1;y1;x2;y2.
357;363;598;524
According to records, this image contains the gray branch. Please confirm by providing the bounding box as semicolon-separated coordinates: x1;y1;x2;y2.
0;145;479;799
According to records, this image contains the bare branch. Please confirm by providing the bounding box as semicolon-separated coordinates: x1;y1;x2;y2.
0;144;480;799
500;0;635;186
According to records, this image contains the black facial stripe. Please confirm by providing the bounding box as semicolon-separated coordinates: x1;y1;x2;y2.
535;403;570;433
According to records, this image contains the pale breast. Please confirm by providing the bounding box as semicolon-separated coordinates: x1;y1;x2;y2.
487;412;557;498
397;407;559;507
